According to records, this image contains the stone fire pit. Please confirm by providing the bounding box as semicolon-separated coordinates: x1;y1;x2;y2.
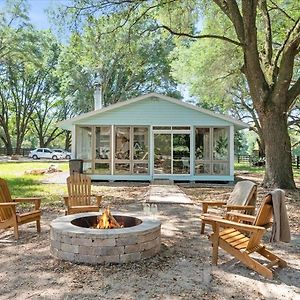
50;212;161;264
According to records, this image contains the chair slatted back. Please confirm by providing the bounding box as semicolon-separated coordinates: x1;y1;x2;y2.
0;178;13;221
227;180;257;207
253;194;273;227
246;194;273;251
66;173;92;207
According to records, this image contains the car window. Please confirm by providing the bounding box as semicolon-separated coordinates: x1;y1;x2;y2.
37;149;43;152
44;149;52;153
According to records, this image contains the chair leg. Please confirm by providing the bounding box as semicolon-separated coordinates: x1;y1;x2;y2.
36;220;41;233
13;224;19;239
201;203;208;234
257;246;287;268
211;224;220;265
219;240;274;279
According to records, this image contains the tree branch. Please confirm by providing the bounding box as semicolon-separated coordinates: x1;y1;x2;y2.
273;19;300;108
260;0;273;65
273;18;300;83
159;25;243;46
214;0;245;43
288;76;300;104
269;0;296;22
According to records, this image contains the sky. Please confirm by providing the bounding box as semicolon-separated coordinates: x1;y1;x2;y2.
0;0;70;30
27;0;53;29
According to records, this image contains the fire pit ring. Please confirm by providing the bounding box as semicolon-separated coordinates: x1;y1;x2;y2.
50;212;161;264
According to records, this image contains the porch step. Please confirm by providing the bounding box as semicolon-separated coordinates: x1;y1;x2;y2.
151;179;174;185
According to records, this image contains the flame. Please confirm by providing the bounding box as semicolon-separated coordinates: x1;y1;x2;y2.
96;207;122;229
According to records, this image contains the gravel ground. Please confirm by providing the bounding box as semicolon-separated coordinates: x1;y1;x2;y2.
0;180;300;300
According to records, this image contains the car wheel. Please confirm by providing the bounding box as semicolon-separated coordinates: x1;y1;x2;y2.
32;155;38;160
52;155;58;160
66;155;71;159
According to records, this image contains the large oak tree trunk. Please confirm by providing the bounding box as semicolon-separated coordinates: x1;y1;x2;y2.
260;108;295;189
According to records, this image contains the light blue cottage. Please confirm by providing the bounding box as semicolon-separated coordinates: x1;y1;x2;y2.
58;93;248;182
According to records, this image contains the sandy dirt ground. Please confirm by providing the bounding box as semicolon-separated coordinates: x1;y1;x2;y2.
0;174;300;300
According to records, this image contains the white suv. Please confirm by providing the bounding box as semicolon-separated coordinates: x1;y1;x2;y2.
29;148;64;160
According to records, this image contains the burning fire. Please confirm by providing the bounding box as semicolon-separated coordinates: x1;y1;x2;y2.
96;207;122;229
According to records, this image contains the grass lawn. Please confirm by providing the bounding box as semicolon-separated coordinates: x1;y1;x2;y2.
0;161;299;206
235;162;300;179
0;161;69;204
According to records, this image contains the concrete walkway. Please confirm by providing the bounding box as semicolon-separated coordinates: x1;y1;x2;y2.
42;171;69;184
146;184;193;204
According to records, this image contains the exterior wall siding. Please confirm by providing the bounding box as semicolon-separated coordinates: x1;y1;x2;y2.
76;97;233;127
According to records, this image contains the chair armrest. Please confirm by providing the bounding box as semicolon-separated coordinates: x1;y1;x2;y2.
13;198;41;210
0;202;17;216
63;196;69;206
201;214;265;233
225;205;255;211
92;194;102;207
13;197;42;202
200;200;227;206
0;202;18;207
200;201;227;214
225;212;256;222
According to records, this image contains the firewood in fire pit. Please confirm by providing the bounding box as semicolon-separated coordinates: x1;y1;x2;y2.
96;207;122;229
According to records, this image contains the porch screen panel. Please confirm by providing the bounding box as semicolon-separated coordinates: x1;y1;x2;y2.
96;127;111;160
154;133;172;174
173;133;190;174
212;128;229;175
77;126;92;160
76;126;92;173
95;126;111;174
195;128;210;175
133;127;149;174
213;128;229;160
115;127;130;160
133;128;149;160
194;127;229;175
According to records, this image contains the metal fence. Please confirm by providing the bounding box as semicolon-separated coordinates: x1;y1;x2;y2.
0;147;32;157
236;154;300;169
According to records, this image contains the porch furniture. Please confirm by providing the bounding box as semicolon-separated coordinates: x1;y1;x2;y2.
0;178;41;239
64;173;102;215
201;192;288;279
200;180;257;234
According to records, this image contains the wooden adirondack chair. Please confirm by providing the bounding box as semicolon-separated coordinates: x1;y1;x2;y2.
0;178;41;239
201;193;287;279
64;173;102;215
200;180;257;234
